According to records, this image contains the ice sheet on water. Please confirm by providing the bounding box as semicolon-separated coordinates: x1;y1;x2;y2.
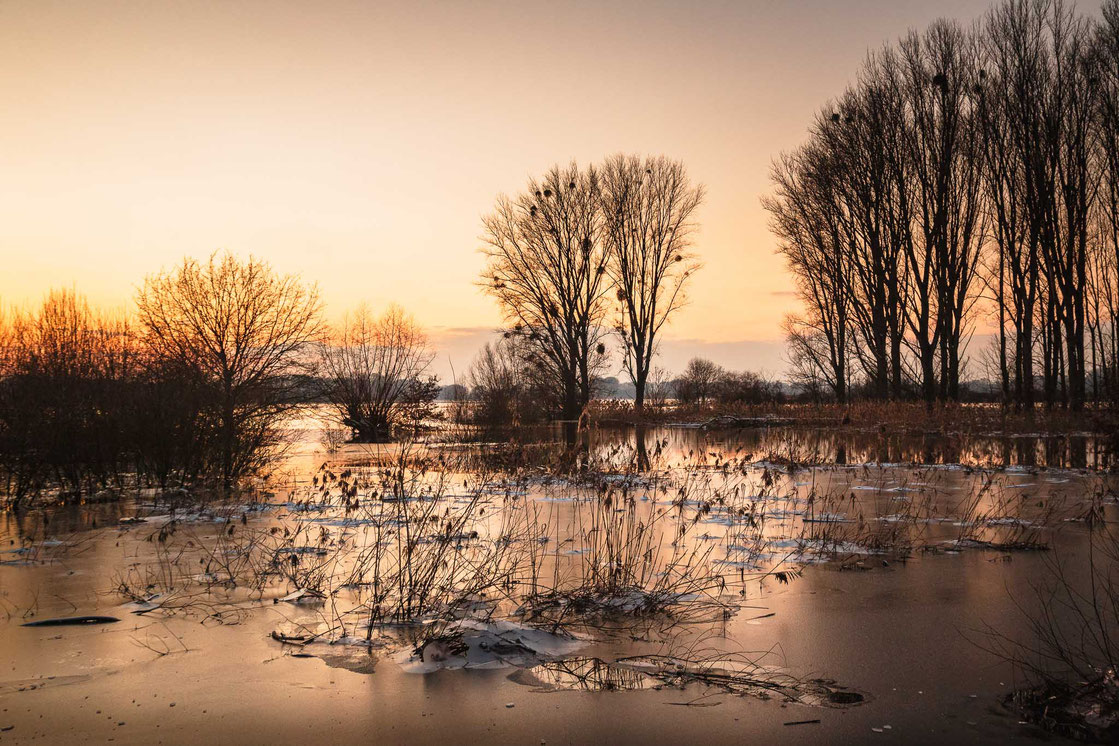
876;514;926;524
137;507;260;524
769;538;802;549
793;541;880;561
700;514;740;527
301;517;380;527
983;516;1036;527
802;512;853;523
279;588;326;604
394;619;584;674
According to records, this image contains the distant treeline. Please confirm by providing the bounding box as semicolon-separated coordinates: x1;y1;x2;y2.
449;341;785;438
766;0;1119;409
1;242;719;504
0;256;323;506
0;255;483;505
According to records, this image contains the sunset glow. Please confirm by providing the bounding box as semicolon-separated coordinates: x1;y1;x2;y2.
0;0;1037;377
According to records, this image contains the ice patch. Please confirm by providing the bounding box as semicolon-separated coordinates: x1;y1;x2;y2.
395;619;584;673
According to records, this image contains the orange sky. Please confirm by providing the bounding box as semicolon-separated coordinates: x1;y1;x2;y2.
1;0;1096;379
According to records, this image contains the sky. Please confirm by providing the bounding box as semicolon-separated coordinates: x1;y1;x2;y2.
0;0;1103;381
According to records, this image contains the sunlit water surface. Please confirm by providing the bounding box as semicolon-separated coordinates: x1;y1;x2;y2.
1;420;1116;745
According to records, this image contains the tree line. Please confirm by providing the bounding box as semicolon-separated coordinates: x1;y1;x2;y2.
0;255;448;505
0;152;703;503
766;0;1119;410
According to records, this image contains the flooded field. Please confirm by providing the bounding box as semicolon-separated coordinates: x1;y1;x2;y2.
1;423;1116;744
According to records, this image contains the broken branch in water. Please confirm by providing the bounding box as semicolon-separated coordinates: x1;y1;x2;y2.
21;615;120;627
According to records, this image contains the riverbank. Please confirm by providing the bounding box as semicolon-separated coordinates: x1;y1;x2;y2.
588;400;1119;438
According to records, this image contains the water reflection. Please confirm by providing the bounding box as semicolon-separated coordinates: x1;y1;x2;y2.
565;424;1113;471
0;418;1115;746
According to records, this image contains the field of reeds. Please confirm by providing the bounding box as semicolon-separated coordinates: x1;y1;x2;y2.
2;432;1078;717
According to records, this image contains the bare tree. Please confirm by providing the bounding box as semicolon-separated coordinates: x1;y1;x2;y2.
318;304;437;442
0;288;228;503
975;0;1102;410
674;357;724;405
765;144;853;403
883;22;986;406
136;253;322;488
645;366;674;409
977;3;1041;409
770;20;989;407
768;0;1117;410
0;290;139;500
782;313;848;401
480;162;611;422
811;88;905;399
464;335;550;433
1095;0;1119;404
599;154;704;411
1021;0;1097;410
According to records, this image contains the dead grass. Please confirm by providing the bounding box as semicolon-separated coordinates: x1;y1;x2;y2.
589;400;1119;437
